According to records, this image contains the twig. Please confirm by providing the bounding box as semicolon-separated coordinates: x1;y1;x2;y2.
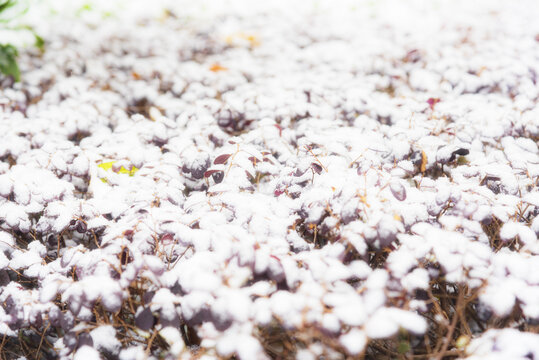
35;324;50;360
434;285;465;360
305;145;328;172
145;329;159;358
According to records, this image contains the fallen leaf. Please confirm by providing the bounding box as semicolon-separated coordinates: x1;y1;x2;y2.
420;151;427;173
209;63;227;72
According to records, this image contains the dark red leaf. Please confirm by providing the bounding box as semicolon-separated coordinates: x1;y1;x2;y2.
311;163;323;174
119;248;132;266
404;49;421;63
123;229;134;240
427;98;440;110
274;124;283;136
161;233;174;243
214;154;231;165
248;156;261;164
204;169;221;178
75;221;87;234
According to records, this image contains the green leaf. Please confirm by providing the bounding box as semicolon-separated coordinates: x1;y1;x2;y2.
33;32;44;51
76;3;92;16
0;0;28;23
397;340;410;354
0;43;20;81
7;25;45;52
0;0;17;14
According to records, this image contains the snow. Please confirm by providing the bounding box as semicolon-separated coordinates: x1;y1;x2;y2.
119;346;146;360
401;268;430;291
0;0;537;358
90;325;121;355
333;295;366;327
339;328;367;355
9;249;43;270
0;231;14;254
159;327;185;356
74;345;101;360
466;329;539;360
0;175;13;197
499;222;520;242
532;217;539;235
0;251;8;270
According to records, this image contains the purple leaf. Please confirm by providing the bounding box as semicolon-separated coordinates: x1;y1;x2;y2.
389;181;406;201
212;171;224;183
135;308;155;331
311;163;323;174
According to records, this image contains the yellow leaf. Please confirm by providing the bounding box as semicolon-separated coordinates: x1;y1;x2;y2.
98;161;139;178
225;35;234;45
245;34;260;47
456;335;470;349
225;32;260;47
420;151;427;173
98;161;116;171
359;194;370;208
457;156;469;165
118;166;140;176
117;166;130;175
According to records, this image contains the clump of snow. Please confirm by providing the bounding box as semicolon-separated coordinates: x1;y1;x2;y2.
464;329;539;360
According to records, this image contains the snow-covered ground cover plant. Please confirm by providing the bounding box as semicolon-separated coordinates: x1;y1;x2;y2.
0;0;538;358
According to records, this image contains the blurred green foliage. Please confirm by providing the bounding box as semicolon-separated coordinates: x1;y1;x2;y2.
0;0;43;82
0;43;19;81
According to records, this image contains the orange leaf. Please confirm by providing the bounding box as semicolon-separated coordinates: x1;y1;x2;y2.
209;63;227;72
420;151;427;173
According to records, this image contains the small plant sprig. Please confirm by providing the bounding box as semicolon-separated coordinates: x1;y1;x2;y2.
0;0;43;82
0;42;19;80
